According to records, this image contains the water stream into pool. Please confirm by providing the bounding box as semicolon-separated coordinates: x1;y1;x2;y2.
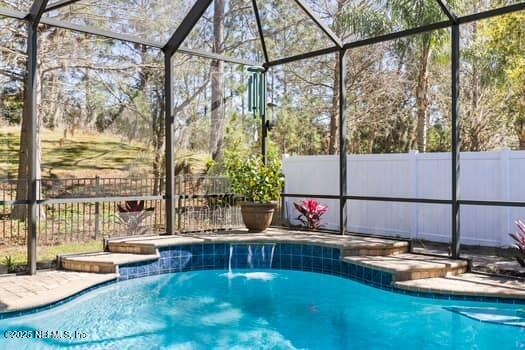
226;244;277;280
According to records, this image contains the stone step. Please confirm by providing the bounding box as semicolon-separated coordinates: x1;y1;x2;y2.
394;273;525;300
343;253;468;281
341;240;409;257
108;232;410;257
60;252;159;273
107;235;203;254
108;241;158;255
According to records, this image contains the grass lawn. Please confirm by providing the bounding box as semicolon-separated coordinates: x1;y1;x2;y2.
0;127;152;178
0;240;103;272
0;126;211;178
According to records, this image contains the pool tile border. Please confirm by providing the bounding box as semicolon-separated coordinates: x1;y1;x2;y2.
118;243;392;289
3;242;525;320
118;243;525;305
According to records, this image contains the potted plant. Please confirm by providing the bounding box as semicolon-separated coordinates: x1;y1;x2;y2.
225;155;284;232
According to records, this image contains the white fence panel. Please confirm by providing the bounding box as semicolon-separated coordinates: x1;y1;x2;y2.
282;150;525;247
282;156;339;230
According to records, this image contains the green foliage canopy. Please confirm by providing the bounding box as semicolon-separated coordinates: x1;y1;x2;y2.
224;153;283;203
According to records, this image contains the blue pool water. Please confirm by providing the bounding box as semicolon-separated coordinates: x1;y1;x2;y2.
1;269;525;350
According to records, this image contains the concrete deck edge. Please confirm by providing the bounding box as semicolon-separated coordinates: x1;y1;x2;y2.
394;277;525;300
109;234;410;250
60;252;160;266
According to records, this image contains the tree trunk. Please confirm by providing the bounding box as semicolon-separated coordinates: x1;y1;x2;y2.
209;0;225;161
520;138;525;150
152;110;164;195
328;0;345;155
367;131;375;153
415;37;431;152
515;118;525;150
329;60;339;154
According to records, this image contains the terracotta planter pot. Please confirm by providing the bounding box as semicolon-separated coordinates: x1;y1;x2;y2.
240;202;275;232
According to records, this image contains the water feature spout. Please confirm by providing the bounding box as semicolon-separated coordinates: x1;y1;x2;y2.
228;245;234;277
269;244;276;269
223;243;278;281
247;245;253;268
227;243;277;272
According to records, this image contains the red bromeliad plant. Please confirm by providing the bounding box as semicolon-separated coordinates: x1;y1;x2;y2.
510;220;525;267
117;200;150;213
293;199;328;230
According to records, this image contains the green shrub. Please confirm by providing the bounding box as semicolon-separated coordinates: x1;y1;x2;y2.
224;154;283;203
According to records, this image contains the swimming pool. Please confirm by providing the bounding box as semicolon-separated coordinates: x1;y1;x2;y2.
1;269;524;350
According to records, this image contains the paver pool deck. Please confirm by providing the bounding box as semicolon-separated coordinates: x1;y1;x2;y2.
2;227;525;313
0;270;116;313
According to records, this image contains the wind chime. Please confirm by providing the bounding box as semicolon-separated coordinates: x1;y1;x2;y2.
247;66;271;164
248;66;266;114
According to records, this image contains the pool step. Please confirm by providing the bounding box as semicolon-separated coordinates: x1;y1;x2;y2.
342;253;468;282
107;235;204;254
60;252;159;273
61;232;461;285
107;241;158;255
394;273;525;300
108;234;410;257
341;241;409;257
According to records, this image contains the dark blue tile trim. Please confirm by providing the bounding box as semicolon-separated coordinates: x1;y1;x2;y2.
117;243;525;305
3;242;525;320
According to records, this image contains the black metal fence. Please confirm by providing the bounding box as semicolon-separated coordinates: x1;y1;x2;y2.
0;176;242;246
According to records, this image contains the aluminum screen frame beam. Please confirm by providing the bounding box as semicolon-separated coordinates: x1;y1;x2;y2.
43;0;83;12
338;49;348;235
451;23;461;258
39;17;164;48
265;46;339;68
434;0;458;23
178;47;260;66
265;21;451;68
343;21;452;50
163;0;213;57
24;0;49;275
38;17;260;66
163;0;210;235
164;53;175;235
293;0;343;48
251;0;269;64
28;0;49;21
0;7;27;19
458;2;525;24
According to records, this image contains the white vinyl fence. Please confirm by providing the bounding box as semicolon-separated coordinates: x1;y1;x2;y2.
283;149;525;247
